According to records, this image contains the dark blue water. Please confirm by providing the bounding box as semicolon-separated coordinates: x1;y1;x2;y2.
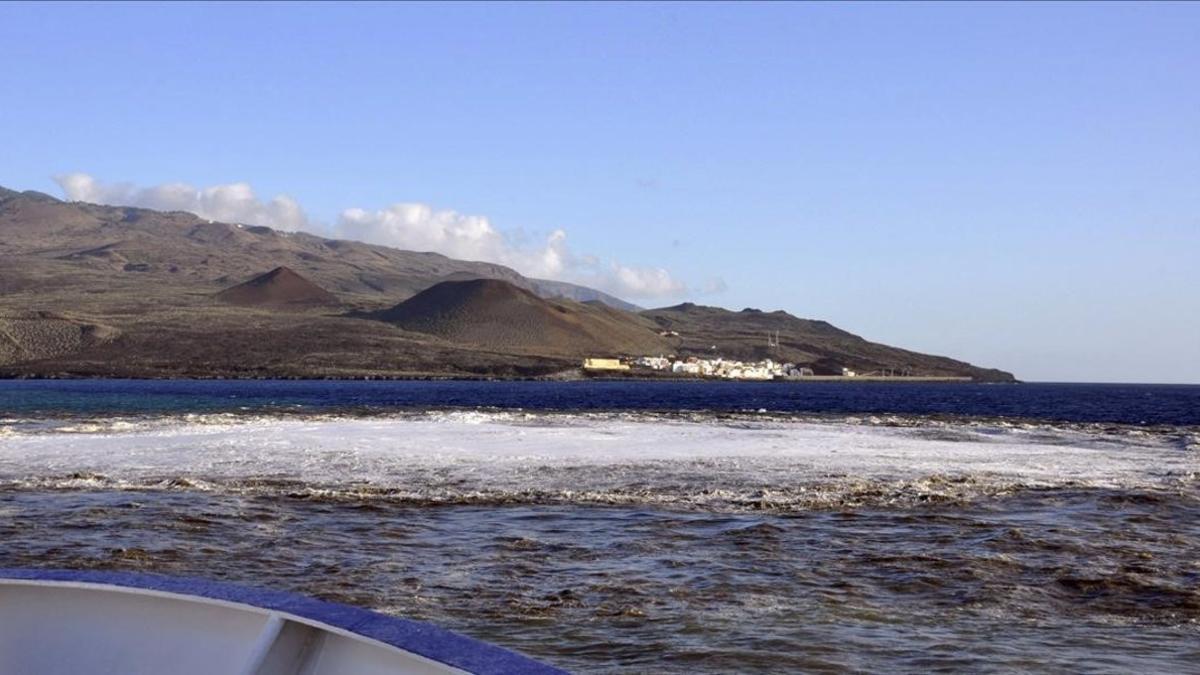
1;379;1197;426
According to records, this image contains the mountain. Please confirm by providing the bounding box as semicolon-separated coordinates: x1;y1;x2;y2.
526;278;641;312
428;271;639;312
0;185;1015;380
216;266;339;308
0;188;630;309
643;303;1013;382
372;279;666;356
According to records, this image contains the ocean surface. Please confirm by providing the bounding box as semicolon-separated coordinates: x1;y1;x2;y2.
1;380;1197;673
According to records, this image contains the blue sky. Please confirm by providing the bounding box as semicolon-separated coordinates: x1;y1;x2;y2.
2;2;1197;383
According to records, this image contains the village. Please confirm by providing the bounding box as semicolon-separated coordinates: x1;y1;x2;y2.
582;356;854;381
580;351;979;382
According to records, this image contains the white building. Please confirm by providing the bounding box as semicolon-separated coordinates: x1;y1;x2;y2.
671;360;702;375
635;356;671;370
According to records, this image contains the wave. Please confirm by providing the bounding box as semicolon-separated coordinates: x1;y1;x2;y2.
1;413;1195;512
3;472;1196;513
3;407;1198;439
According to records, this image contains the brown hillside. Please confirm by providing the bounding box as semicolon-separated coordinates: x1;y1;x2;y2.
0;311;120;366
0;189;632;310
373;279;669;357
0;185;1015;380
642;303;1014;382
216;266;340;308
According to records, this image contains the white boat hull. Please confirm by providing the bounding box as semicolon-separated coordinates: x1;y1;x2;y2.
0;569;563;675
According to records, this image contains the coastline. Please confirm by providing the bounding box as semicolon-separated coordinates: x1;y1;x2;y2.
0;369;1003;383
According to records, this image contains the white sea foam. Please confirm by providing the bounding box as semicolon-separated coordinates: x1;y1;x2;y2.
0;414;1194;509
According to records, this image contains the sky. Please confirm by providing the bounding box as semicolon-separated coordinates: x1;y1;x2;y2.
1;2;1197;383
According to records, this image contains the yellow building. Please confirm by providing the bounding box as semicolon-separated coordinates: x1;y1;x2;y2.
583;358;630;371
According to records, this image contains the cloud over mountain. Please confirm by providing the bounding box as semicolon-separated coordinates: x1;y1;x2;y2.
336;204;570;281
56;173;308;232
55;173;691;299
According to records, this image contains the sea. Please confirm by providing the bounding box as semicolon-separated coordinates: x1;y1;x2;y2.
1;380;1197;673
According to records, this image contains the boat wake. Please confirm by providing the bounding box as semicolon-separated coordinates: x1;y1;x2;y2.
1;412;1195;512
3;409;1199;673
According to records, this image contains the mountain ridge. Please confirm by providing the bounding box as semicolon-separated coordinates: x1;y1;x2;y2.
0;188;634;309
0;185;1015;381
642;303;1013;382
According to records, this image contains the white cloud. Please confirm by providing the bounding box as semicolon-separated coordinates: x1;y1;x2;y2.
54;173;692;299
55;173;309;232
335;204;685;298
611;264;688;297
336;204;569;280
